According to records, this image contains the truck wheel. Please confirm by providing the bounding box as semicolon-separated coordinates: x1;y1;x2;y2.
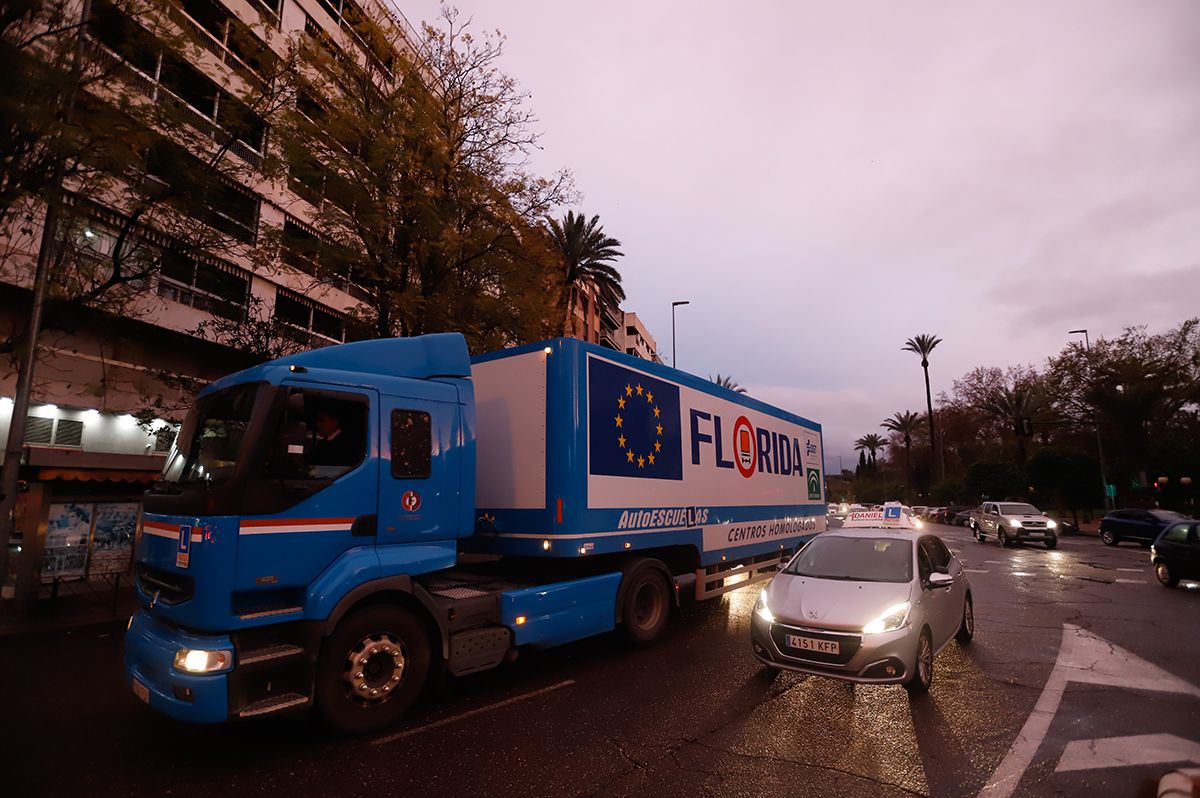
316;605;432;734
621;565;672;646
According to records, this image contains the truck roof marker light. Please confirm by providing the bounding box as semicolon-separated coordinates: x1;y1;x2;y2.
556;498;563;525
515;615;527;625
542;539;551;551
543;346;553;355
289;364;307;373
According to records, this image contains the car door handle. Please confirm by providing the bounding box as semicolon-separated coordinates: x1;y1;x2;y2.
351;514;377;537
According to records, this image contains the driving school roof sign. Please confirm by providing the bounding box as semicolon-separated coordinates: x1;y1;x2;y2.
843;503;918;529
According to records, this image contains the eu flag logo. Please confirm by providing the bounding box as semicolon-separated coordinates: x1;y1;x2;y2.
588;358;683;480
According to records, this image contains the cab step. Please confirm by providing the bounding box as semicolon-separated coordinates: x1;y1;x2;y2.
239;644;305;666
238;692;309;718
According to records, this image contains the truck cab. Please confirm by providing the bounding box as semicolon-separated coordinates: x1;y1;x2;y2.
127;334;476;728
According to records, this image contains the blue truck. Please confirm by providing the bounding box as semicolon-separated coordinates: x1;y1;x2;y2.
125;334;826;732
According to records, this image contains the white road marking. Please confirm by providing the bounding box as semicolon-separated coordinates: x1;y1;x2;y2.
1117;568;1143;573
966;569;990;574
976;625;1200;798
1115;579;1146;584
371;680;576;745
985;560;1004;565
1056;733;1200;772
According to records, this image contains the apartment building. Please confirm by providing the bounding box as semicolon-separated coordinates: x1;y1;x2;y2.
0;0;417;588
619;311;661;362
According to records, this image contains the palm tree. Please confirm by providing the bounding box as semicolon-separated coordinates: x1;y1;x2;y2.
881;410;922;490
546;211;625;335
854;433;887;472
903;333;943;481
709;374;747;394
982;383;1043;464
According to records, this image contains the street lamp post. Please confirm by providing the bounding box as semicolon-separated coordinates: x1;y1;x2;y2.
671;301;689;369
1069;329;1112;511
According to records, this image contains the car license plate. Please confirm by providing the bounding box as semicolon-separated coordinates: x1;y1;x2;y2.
132;678;150;703
785;634;839;655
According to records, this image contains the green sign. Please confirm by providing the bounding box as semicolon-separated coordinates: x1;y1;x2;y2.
806;468;822;500
1105;484;1117;498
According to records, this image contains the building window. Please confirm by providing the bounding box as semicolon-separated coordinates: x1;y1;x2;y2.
158;251;249;321
274;290;347;343
24;417;84;447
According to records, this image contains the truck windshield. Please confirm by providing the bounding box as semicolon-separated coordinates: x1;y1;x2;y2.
784;537;912;583
160;383;260;484
998;503;1040;515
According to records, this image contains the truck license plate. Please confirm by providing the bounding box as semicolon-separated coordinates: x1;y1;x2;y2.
132;678;150;703
785;634;839;655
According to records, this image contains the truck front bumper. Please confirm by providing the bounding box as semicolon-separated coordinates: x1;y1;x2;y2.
124;610;232;723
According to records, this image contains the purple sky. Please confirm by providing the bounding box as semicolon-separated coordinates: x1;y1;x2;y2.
405;0;1200;470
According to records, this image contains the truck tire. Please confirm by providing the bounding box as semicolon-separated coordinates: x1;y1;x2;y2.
620;564;672;646
316;604;432;734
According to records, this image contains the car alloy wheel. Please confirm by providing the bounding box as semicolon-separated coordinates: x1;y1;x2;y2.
1156;561;1179;587
905;629;933;694
998;528;1009;547
1100;530;1117;546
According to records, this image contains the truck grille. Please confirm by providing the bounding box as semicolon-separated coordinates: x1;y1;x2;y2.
136;563;194;605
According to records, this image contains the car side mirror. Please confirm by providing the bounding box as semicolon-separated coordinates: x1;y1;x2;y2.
928;572;953;589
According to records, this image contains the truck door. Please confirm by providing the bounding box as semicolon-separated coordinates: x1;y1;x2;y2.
377;388;466;548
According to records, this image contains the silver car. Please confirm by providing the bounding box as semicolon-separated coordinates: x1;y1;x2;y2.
750;526;974;692
969;501;1059;548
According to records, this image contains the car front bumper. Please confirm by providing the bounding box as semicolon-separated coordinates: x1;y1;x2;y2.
750;612;915;684
124;610;231;723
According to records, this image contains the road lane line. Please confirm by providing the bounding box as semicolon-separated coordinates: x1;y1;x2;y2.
371;680;576;745
984;561;1004;565
966;569;990;574
1115;579;1146;584
1117;568;1143;573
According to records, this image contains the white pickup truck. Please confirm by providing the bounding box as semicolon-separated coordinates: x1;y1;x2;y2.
969;501;1059;549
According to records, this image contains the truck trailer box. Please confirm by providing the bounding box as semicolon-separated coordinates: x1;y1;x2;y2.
470;338;827;564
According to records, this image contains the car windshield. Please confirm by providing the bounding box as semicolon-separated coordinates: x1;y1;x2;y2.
160;383;260;484
1150;510;1188;521
999;503;1040;515
784;536;913;583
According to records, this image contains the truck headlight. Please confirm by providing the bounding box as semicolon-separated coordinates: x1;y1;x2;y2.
754;589;775;623
1046;519;1058;529
1009;520;1023;528
174;648;233;674
862;601;911;634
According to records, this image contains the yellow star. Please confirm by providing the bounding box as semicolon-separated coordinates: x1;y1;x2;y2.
637;456;645;468
654;441;661;452
618;434;626;448
656;423;664;436
646;391;654;404
626;450;635;463
615;414;623;428
653;406;661;418
648;454;656;465
617;396;626;409
636;384;643;396
625;384;633;396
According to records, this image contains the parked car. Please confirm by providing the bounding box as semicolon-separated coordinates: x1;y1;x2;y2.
1099;508;1192;547
927;507;946;522
1150;521;1200;587
751;509;973;692
936;505;971;525
952;508;973;526
969;501;1059;548
912;506;929;519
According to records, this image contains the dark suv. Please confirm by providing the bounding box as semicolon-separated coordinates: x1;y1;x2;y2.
1151;522;1200;587
1099;509;1191;547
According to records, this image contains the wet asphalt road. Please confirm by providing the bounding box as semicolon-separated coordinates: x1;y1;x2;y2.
3;523;1199;797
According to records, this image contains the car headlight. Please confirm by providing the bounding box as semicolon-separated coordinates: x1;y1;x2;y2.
862;601;911;635
1046;519;1058;529
174;648;233;673
754;589;775;623
1009;519;1023;528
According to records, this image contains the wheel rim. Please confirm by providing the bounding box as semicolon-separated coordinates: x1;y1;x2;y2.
1156;562;1171;584
917;634;932;685
632;580;664;631
964;599;974;636
343;633;406;705
999;530;1007;546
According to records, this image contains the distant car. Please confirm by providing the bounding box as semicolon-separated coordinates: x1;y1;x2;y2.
912;506;929;519
953;509;973;526
1099;509;1192;547
1150;521;1200;587
969;501;1059;548
934;505;971;525
751;507;973;693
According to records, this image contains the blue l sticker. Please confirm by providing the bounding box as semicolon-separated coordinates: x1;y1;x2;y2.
176;524;192;569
